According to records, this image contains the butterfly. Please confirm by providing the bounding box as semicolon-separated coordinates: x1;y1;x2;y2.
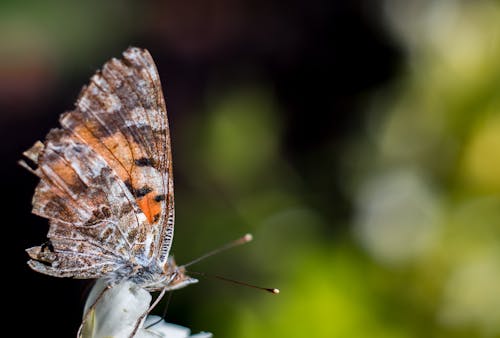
21;47;198;298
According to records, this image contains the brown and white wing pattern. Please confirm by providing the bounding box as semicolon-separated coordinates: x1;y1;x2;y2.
23;132;147;278
23;47;175;279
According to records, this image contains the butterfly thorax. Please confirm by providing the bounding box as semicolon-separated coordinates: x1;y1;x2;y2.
109;256;198;292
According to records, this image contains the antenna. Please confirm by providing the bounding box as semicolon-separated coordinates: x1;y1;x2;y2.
189;271;280;294
182;233;253;268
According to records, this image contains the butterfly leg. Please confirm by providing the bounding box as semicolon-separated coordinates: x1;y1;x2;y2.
128;287;168;338
145;290;173;329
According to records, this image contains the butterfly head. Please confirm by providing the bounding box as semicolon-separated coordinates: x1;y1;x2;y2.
163;256;198;291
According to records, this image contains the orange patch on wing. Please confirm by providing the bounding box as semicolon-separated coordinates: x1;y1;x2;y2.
137;194;161;224
71;123;132;181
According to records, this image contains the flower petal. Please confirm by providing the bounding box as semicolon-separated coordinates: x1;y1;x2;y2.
82;279;151;338
82;280;212;338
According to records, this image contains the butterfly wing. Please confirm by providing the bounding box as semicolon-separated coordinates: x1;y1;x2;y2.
23;47;175;278
24;131;148;278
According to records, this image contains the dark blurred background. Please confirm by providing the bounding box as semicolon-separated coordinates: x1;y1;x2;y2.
3;1;500;337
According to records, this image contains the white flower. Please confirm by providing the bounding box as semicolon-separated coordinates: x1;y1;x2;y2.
142;316;212;338
80;279;212;338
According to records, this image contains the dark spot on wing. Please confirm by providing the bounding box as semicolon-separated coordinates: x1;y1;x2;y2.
134;157;154;167
124;179;133;192
153;213;160;222
135;186;152;197
154;194;165;202
40;240;54;253
101;206;112;218
94;206;112;219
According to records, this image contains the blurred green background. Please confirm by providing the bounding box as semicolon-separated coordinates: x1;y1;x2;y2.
2;1;500;337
